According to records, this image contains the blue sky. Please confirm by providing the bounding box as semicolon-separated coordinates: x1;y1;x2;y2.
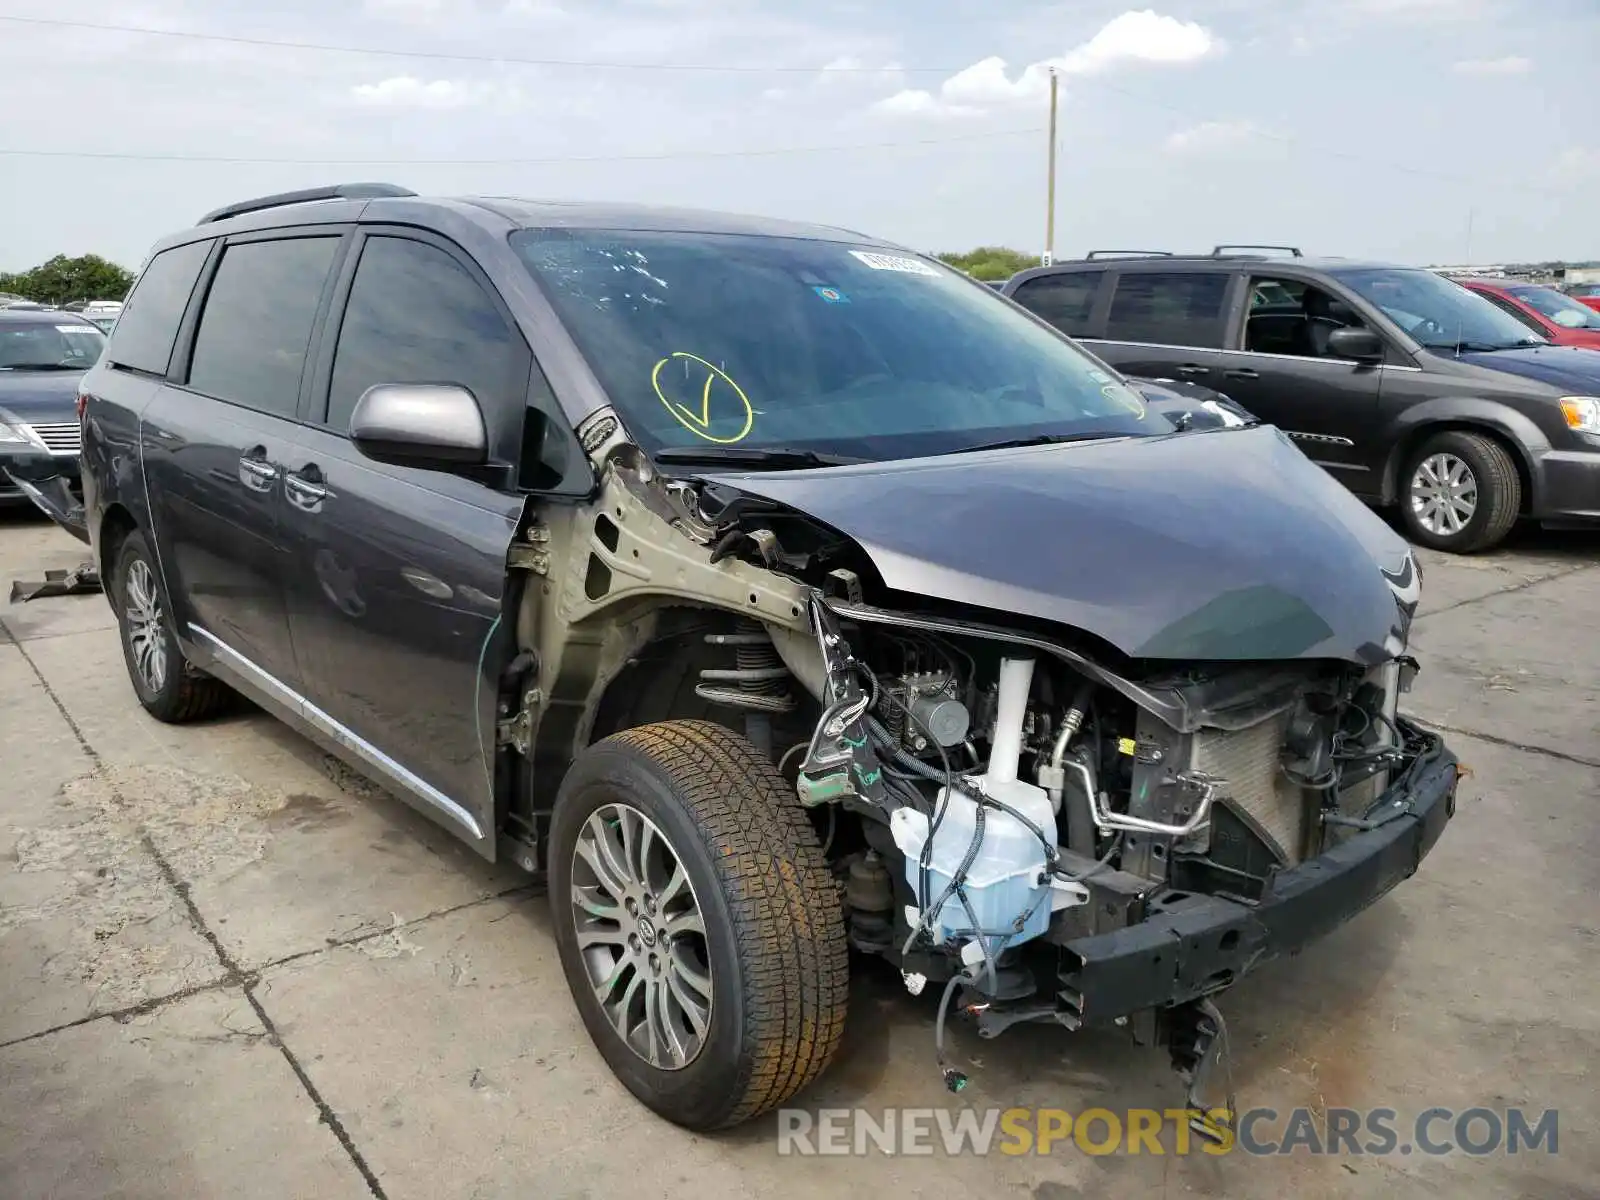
0;0;1594;270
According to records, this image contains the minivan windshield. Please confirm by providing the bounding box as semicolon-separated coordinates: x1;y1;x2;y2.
512;230;1169;462
1332;267;1546;353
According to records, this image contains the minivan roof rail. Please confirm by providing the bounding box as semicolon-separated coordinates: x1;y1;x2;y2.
1212;244;1302;258
198;183;417;226
1085;249;1173;260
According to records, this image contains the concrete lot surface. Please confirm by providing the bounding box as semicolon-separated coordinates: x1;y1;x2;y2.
1;506;1596;1199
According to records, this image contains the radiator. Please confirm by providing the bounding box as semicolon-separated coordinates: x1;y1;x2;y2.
1191;711;1309;865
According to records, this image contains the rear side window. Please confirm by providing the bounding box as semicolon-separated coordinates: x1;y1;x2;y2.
324;236;519;431
1105;271;1230;348
106;240;211;375
1010;271;1103;336
187;237;340;417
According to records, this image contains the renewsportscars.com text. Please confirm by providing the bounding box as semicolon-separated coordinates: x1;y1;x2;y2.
776;1106;1560;1158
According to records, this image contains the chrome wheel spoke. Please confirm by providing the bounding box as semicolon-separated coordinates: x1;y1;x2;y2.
1412;453;1477;536
570;801;711;1071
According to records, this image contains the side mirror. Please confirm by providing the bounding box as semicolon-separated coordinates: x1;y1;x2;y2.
349;384;487;468
1326;326;1384;362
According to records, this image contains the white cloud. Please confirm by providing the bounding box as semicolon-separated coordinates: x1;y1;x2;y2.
350;76;523;110
1164;119;1264;155
1452;55;1532;75
872;9;1218;119
1055;8;1219;75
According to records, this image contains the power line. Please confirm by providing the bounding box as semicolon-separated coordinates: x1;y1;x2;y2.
0;126;1043;166
0;14;947;74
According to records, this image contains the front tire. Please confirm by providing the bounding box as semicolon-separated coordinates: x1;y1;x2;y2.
113;530;231;723
549;720;849;1131
1399;430;1520;553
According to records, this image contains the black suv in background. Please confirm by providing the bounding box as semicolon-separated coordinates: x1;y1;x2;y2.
77;187;1457;1132
1004;247;1600;553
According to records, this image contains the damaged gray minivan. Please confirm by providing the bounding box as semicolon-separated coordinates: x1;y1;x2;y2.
78;184;1460;1133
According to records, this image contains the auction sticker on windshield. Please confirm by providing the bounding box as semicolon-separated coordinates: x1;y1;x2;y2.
849;251;940;277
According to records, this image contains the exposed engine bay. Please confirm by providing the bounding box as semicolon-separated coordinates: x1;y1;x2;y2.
669;570;1437;1116
525;430;1458;1129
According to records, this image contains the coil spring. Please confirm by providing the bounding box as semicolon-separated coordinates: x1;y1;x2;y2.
695;621;796;713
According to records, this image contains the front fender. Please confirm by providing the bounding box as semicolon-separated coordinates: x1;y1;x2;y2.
1378;396;1550;506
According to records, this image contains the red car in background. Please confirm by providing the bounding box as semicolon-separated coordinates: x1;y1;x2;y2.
1564;282;1600;313
1457;278;1600;349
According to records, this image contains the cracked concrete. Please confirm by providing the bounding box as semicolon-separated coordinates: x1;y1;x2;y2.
1;507;1596;1200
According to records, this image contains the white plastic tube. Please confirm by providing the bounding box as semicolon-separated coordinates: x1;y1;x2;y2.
986;657;1035;785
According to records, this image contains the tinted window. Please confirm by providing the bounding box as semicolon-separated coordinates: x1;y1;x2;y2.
1242;276;1365;357
512;230;1169;462
106;240;211;375
326;237;519;431
1105;271;1230;348
188;237;339;416
1010;272;1102;336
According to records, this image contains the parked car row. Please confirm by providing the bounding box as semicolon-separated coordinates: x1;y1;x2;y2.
1001;247;1600;553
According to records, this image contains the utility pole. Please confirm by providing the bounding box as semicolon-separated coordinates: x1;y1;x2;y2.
1043;68;1058;266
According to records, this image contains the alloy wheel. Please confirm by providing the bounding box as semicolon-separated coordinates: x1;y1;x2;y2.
1410;452;1478;537
569;803;713;1070
124;559;169;694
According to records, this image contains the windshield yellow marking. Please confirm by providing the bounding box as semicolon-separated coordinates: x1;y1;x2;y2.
651;352;755;444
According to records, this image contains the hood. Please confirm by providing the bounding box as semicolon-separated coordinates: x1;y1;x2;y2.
1452;344;1600;391
1127;377;1256;429
0;371;83;422
705;425;1416;666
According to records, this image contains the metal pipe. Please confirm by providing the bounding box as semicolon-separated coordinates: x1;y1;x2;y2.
1066;760;1218;837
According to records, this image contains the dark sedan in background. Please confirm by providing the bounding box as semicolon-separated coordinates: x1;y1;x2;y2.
0;309;103;534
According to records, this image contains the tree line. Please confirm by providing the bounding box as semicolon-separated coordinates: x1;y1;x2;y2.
0;254;135;305
936;247;1038;281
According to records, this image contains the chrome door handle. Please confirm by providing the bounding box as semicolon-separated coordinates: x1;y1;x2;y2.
1224;368;1259;380
238;456;278;491
1176;363;1210;376
284;472;330;512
